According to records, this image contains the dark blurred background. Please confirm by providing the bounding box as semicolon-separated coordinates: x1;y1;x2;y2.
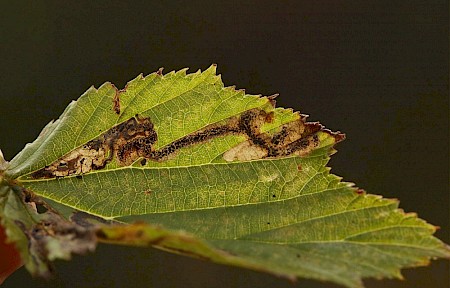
0;1;448;287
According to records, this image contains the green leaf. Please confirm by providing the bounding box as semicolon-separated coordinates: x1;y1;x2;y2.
2;65;449;288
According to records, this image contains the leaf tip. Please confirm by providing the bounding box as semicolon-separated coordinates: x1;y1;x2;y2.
322;128;346;144
0;149;9;171
85;85;98;94
266;93;279;106
392;270;405;281
97;82;115;94
443;245;450;259
209;63;218;72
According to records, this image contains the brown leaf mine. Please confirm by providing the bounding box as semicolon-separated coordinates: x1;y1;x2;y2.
31;115;157;178
112;90;120;115
223;111;339;162
30;107;343;179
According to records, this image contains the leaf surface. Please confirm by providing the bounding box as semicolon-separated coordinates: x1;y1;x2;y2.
2;66;449;288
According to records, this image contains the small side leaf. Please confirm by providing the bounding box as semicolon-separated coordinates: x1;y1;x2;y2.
0;185;96;278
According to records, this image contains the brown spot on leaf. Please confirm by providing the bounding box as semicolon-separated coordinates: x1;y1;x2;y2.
113;90;120;115
265;111;275;123
112;82;134;115
355;189;365;195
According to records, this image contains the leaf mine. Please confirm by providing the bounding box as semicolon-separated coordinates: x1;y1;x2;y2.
112;90;121;115
31;115;157;178
30;107;343;179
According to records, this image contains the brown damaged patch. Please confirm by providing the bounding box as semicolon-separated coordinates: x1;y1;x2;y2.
31;116;157;178
111;81;137;115
12;189;98;278
223;110;344;162
111;83;130;115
